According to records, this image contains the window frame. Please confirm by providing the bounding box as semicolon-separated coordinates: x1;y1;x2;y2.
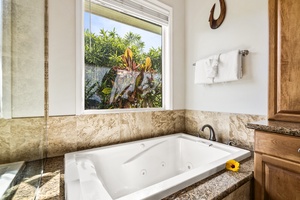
76;0;173;115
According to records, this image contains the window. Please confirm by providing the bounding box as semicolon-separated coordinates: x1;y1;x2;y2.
77;0;172;113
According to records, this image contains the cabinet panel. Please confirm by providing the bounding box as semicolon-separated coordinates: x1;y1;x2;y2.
269;0;300;122
255;131;300;162
255;154;300;200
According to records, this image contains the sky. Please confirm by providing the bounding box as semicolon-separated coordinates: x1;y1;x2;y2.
84;12;162;52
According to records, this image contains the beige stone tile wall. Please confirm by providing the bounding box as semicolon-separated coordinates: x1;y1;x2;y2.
47;110;185;158
0;109;266;163
0;117;44;164
185;110;266;150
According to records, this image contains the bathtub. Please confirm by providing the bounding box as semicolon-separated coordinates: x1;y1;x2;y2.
64;133;250;200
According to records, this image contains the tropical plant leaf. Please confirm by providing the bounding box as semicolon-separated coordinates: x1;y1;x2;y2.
102;87;112;95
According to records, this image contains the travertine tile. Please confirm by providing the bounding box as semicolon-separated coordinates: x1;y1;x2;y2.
173;110;185;133
0;118;11;164
229;114;266;150
47;116;77;157
185;110;230;142
185;110;267;150
185;110;199;134
77;114;120;150
10;118;44;162
120;112;153;142
197;111;230;142
1;109;267;162
152;111;177;136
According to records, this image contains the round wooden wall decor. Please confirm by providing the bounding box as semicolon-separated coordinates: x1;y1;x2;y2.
209;0;226;29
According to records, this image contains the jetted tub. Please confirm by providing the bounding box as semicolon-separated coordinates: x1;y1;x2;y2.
64;133;250;200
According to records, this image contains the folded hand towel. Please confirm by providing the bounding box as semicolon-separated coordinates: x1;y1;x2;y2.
205;55;219;78
194;58;214;84
214;50;242;83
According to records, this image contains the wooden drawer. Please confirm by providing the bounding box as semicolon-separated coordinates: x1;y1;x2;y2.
255;131;300;163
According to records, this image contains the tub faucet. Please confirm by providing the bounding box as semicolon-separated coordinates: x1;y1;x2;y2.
201;124;216;141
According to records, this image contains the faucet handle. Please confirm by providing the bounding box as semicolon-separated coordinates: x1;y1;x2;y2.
227;140;236;146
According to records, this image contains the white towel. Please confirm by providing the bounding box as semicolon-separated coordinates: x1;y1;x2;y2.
214;50;242;83
194;58;214;84
194;54;220;84
205;55;219;78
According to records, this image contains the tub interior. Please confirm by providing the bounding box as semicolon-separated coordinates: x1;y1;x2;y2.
65;134;251;200
92;137;231;198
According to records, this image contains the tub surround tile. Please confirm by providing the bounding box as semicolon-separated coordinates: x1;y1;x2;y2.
120;112;153;142
10;118;44;162
0;109;264;164
152;110;182;136
185;110;266;150
0;118;44;164
229;114;266;150
120;110;185;142
45;110;185;158
247;120;300;137
0;119;11;163
77;114;120;150
173;110;186;133
185;110;230;142
47;116;77;157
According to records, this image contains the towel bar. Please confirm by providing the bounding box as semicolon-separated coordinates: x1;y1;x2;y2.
192;50;249;66
239;50;249;56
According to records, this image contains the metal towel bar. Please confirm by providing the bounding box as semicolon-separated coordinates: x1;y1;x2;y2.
193;50;249;66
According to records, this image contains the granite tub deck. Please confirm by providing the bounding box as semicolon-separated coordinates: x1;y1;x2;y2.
33;156;253;200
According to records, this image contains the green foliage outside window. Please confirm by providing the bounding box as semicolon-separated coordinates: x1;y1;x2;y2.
84;29;162;109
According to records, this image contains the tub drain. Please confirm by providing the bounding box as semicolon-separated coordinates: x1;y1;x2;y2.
140;169;147;176
161;162;166;167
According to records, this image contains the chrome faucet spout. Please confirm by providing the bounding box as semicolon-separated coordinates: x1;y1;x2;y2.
201;124;216;141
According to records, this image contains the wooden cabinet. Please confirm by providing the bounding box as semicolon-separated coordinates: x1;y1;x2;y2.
268;0;300;122
254;131;300;200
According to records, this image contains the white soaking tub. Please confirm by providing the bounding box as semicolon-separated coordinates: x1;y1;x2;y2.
64;133;250;200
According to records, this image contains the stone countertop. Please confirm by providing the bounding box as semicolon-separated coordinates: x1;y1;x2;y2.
163;158;253;200
33;156;253;200
246;120;300;137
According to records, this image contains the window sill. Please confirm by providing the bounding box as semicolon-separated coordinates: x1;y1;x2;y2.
81;107;171;115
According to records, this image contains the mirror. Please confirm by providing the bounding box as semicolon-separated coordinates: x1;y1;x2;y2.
0;0;45;198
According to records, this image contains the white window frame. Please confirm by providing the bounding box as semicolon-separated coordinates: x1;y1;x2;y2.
76;0;173;115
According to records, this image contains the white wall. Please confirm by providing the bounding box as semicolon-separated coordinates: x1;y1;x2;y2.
185;0;268;115
49;0;76;116
48;0;185;116
159;0;185;110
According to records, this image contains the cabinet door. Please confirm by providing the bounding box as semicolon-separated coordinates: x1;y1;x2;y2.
254;153;300;200
268;0;300;122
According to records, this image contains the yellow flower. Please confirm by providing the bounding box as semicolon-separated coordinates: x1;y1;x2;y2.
226;160;240;172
